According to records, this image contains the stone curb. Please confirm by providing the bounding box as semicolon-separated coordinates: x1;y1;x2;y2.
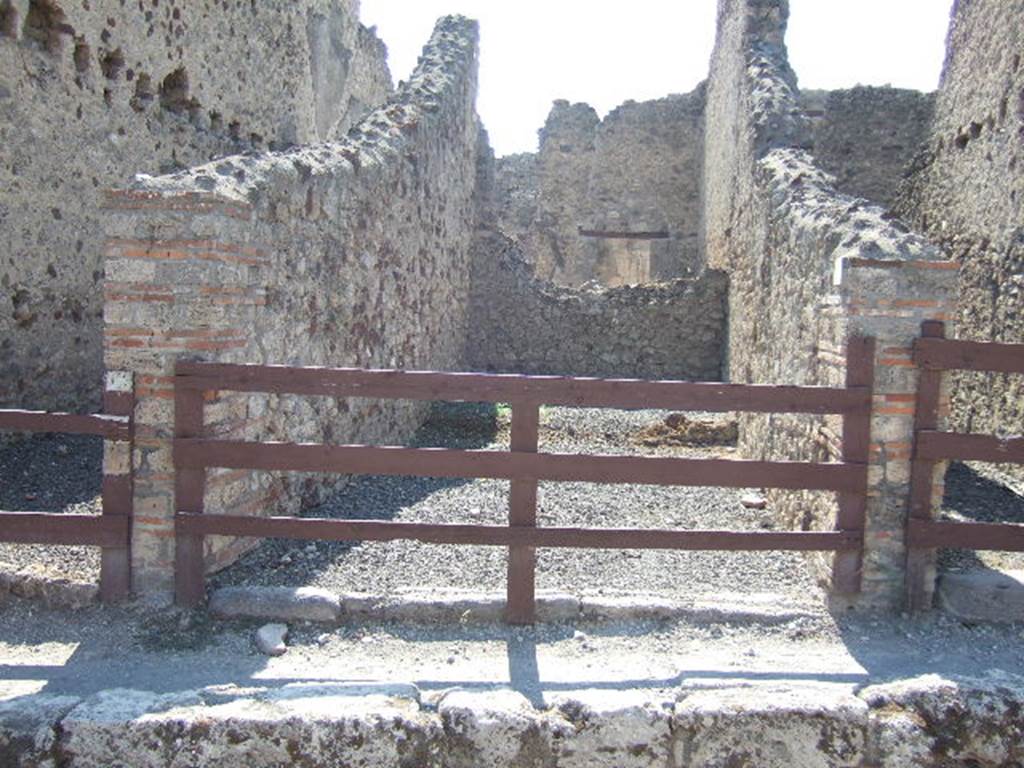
0;569;98;609
4;674;1023;766
205;586;822;626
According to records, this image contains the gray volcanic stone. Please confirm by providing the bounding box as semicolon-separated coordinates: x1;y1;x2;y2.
937;569;1024;623
0;693;80;768
209;586;341;623
861;674;1024;767
674;685;868;767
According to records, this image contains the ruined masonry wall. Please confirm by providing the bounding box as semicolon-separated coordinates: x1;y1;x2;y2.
894;0;1024;491
800;87;935;208
466;231;726;381
495;92;705;288
0;0;391;410
102;16;480;598
703;0;957;609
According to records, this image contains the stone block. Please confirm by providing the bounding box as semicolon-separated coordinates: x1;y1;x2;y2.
208;586;342;623
0;693;80;768
937;569;1024;623
674;685;867;767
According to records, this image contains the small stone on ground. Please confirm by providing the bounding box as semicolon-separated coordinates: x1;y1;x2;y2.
255;623;288;656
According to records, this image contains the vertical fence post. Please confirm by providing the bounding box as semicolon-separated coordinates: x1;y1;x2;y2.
507;401;540;624
174;373;207;607
99;371;134;601
832;335;875;595
905;320;945;612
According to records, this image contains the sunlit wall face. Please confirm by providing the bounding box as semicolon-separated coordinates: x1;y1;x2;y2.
359;0;950;157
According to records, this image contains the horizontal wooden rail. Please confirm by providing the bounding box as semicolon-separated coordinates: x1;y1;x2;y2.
174;362;868;415
915;431;1024;464
0;512;129;547
907;519;1024;552
177;513;860;551
174;439;864;492
914;337;1024;374
0;409;131;440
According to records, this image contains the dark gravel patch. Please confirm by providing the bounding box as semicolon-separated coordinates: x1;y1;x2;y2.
0;433;103;582
213;403;821;602
938;461;1024;573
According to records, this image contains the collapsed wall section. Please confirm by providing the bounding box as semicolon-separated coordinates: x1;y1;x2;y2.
102;16;480;598
894;0;1024;492
703;0;957;608
0;0;391;410
495;92;706;288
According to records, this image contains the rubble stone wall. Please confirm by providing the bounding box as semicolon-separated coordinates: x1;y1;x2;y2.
102;16;480;598
494;92;706;288
703;0;957;609
800;87;935;207
0;0;390;410
894;0;1024;491
466;231;727;380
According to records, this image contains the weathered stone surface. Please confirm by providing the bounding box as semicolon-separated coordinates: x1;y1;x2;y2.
495;92;706;287
552;689;674;767
799;87;934;207
439;689;551;766
6;675;1024;767
0;0;390;411
861;674;1024;767
0;569;97;609
674;685;868;767
209;586;341;624
0;693;79;768
255;623;288;656
701;0;956;609
381;590;506;623
937;569;1024;623
894;0;1024;492
467;228;727;381
102;16;481;599
579;595;680;622
58;683;430;768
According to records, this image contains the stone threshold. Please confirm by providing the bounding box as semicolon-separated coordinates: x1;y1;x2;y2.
3;673;1022;766
207;586;821;625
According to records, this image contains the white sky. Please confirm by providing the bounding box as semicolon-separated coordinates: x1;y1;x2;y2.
359;1;953;157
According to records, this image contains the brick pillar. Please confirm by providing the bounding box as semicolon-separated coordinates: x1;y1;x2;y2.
832;256;958;609
102;190;266;601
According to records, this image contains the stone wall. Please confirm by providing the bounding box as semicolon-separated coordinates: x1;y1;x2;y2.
466;231;727;380
800;87;935;207
102;16;480;599
703;0;957;609
0;0;390;410
894;0;1024;491
494;92;706;288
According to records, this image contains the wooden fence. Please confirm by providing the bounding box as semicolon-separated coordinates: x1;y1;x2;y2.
906;320;1024;610
172;336;875;623
0;378;134;601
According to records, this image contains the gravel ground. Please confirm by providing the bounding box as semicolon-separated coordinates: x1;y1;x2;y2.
3;408;1022;598
0;434;102;582
214;403;822;602
939;461;1024;573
